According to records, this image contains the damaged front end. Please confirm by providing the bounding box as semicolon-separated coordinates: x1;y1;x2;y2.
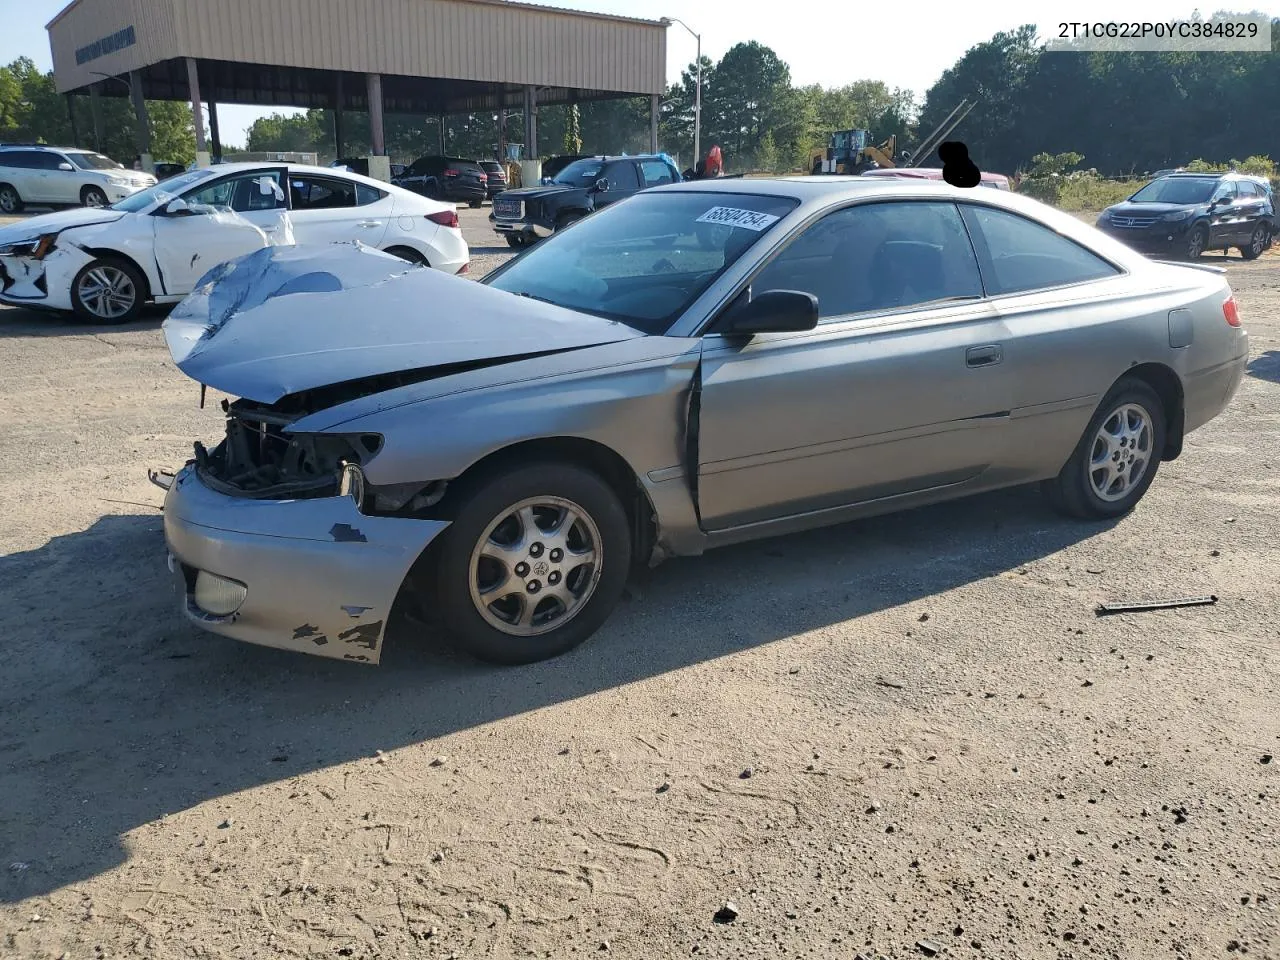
0;232;94;309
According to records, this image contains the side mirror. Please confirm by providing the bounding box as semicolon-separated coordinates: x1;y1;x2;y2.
720;289;819;336
594;178;610;193
58;162;74;171
164;198;192;216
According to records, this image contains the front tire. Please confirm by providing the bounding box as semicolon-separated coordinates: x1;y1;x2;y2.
1240;224;1268;260
1185;225;1208;260
70;257;146;324
1043;378;1167;520
431;462;632;665
0;184;22;214
81;186;109;208
505;234;527;249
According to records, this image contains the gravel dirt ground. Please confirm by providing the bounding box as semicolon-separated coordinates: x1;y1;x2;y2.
1;205;1278;960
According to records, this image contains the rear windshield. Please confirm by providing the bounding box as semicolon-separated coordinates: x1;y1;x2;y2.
485;190;799;335
448;159;482;172
1129;177;1217;204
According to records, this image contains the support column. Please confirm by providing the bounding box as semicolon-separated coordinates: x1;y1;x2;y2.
89;83;103;150
66;95;80;148
524;85;538;159
333;74;345;159
650;94;659;153
438;113;445;154
128;70;152;172
185;57;209;166
207;100;222;161
366;72;389;181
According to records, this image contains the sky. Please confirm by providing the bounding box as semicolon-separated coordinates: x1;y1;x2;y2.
3;0;1277;145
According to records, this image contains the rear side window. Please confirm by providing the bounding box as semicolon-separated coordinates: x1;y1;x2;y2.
2;151;48;169
640;160;676;187
960;205;1120;295
356;182;386;205
290;175;358;209
604;161;640;191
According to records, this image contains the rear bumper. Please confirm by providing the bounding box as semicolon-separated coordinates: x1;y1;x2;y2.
162;463;449;665
1184;350;1249;434
440;183;487;202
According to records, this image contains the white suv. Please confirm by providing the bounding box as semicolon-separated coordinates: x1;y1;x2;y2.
0;145;157;214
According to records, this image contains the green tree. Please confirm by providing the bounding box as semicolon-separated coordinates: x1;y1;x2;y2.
703;41;792;169
564;103;583;154
756;130;779;172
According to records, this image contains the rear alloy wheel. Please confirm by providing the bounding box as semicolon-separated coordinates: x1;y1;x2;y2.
432;463;631;665
0;184;22;214
70;258;146;324
1240;224;1268;260
1185;225;1208;260
1043;378;1166;520
81;186;109;208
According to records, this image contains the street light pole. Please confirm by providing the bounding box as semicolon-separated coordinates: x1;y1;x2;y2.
662;17;702;164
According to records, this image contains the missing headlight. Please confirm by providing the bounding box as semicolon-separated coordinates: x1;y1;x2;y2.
365;479;449;516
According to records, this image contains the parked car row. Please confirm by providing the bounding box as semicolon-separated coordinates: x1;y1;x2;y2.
0;161;469;322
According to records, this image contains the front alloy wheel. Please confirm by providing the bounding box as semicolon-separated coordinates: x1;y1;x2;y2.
1186;226;1207;260
71;258;145;324
469;497;602;636
431;462;632;665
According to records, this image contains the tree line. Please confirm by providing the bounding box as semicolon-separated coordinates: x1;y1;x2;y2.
3;11;1278;179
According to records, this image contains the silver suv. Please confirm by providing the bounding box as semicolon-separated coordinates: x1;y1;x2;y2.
0;145;157;214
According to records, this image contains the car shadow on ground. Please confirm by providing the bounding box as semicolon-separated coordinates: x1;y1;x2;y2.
0;304;169;338
1247;350;1280;384
0;484;1113;903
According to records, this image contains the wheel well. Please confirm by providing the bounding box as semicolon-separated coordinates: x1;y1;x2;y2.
1121;362;1184;460
78;248;153;302
425;437;657;564
383;245;430;266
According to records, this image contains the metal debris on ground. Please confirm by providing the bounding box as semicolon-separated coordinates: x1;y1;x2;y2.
916;938;941;956
1095;595;1218;616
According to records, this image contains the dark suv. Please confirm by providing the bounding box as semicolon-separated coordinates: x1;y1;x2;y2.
490;154;681;247
1096;172;1274;260
478;160;507;200
394;156;488;207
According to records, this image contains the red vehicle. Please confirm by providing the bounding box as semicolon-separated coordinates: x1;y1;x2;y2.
859;167;1011;190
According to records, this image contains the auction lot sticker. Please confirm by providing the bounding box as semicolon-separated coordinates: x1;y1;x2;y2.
695;206;781;231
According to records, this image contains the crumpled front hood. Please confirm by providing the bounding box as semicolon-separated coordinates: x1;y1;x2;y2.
0;207;127;244
162;242;644;404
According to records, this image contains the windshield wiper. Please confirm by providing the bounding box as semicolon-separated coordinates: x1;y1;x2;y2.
513;291;559;305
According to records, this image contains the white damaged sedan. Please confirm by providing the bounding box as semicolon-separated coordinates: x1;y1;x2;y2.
0;162;470;324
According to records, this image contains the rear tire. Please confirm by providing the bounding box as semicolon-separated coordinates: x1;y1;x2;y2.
0;184;21;214
1043;378;1166;520
468;200;483;208
430;462;632;665
1240;224;1268;260
81;186;109;208
70;257;147;325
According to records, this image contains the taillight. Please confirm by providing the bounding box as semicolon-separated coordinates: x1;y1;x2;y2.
1223;294;1241;327
458;262;470;275
427;210;459;229
443;169;458;177
478;173;487;181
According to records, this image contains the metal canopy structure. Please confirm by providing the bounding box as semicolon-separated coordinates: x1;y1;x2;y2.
46;0;668;171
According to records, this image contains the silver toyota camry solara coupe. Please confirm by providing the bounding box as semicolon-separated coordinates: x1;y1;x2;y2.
159;177;1249;666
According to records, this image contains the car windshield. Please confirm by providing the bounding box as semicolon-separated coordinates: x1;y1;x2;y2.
67;152;123;170
485;191;800;335
1129;177;1217;204
553;159;606;185
109;169;218;212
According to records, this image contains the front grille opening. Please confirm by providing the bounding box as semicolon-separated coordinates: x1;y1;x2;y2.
195;398;378;499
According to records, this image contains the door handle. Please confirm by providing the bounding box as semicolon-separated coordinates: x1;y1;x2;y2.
358;220;383;228
966;344;1003;368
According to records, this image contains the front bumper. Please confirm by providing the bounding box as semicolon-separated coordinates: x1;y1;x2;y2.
0;242;92;311
162;463;449;665
1097;219;1199;254
489;214;553;239
105;181;152;202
